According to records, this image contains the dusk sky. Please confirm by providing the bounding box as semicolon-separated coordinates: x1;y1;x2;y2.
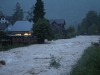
0;0;100;27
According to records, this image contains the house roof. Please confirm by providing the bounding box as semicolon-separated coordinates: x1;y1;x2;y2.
10;21;33;32
0;23;7;30
49;19;65;25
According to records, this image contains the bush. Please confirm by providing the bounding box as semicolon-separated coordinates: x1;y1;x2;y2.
0;45;4;51
0;43;31;52
67;31;77;38
0;31;7;40
54;34;64;40
88;24;98;35
0;45;14;51
49;55;61;69
70;46;100;75
91;42;100;46
65;26;77;38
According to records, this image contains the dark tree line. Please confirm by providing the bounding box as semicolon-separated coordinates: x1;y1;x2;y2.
78;10;100;35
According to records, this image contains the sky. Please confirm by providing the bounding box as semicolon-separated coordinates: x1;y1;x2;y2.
0;0;100;28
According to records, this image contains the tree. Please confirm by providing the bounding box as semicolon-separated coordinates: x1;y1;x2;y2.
79;10;98;35
33;0;45;23
66;26;77;38
12;2;24;24
0;11;3;17
88;24;98;35
80;18;88;34
33;18;54;43
98;13;100;32
98;13;100;25
77;24;81;35
86;11;98;28
26;5;34;22
66;25;75;33
0;7;3;17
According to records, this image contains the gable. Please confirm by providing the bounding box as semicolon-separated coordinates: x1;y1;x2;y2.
51;21;57;25
49;19;65;25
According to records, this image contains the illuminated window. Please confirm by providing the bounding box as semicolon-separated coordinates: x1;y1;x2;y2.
24;33;31;36
15;34;21;36
29;34;31;35
24;33;28;36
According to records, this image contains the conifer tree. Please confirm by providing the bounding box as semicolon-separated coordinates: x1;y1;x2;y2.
12;2;23;24
33;0;45;23
26;5;34;22
0;7;3;17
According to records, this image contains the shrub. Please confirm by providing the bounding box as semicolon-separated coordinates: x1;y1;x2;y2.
49;55;61;69
91;42;100;46
65;26;77;38
0;43;31;52
67;31;77;38
0;31;7;40
54;34;64;40
0;45;4;51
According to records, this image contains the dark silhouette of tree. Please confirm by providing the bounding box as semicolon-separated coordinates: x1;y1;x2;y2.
26;5;34;22
32;0;45;23
33;18;54;43
79;10;98;35
12;2;24;24
98;13;100;33
80;18;88;34
0;7;3;17
88;24;98;35
66;26;77;38
98;13;100;25
85;11;98;29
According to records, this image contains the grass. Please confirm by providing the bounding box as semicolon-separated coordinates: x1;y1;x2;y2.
0;43;31;51
70;45;100;75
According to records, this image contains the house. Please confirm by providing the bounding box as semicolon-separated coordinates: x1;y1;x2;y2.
0;20;34;45
49;19;66;35
0;15;13;31
0;15;9;24
9;21;33;36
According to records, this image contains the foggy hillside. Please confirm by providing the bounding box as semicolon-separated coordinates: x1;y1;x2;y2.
0;0;100;28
